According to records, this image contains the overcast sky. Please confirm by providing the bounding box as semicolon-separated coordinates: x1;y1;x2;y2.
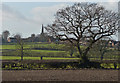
0;0;119;40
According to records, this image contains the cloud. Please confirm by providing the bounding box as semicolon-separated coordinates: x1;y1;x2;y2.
0;3;2;34
2;4;25;21
2;4;40;25
2;0;120;2
98;2;118;12
2;4;42;37
31;2;119;27
2;3;69;37
31;4;68;25
1;2;119;40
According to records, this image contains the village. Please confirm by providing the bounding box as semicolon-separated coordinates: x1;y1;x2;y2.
0;24;120;48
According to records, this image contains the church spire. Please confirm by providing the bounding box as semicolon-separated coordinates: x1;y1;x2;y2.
41;24;44;34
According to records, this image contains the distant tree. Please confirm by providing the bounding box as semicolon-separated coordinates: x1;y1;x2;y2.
45;3;119;64
0;35;2;44
118;42;120;51
91;37;110;61
14;34;24;61
31;34;35;42
64;42;76;57
2;30;10;43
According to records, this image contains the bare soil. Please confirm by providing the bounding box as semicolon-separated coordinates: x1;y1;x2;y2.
2;69;119;81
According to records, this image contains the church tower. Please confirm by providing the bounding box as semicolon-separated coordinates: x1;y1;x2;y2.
39;24;47;42
41;24;44;35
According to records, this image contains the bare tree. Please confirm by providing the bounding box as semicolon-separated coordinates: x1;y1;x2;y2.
91;37;110;61
14;34;24;61
64;42;76;57
2;30;10;43
98;38;112;61
45;3;119;63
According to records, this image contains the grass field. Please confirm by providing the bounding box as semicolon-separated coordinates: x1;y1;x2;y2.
31;50;66;53
1;43;65;50
1;42;120;70
1;45;16;49
1;42;119;60
1;56;79;60
1;42;70;57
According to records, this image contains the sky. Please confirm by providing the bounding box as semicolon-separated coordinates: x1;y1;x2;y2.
0;0;120;40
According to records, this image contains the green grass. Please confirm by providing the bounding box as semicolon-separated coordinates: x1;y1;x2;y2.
1;43;69;57
43;57;79;60
1;45;16;49
0;45;2;49
31;43;66;50
1;56;79;60
101;63;120;69
30;50;68;57
2;49;69;57
1;42;38;50
1;42;119;60
1;56;39;60
31;50;66;53
92;57;118;60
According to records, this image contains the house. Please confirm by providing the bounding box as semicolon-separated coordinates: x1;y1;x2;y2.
108;40;120;48
8;37;17;43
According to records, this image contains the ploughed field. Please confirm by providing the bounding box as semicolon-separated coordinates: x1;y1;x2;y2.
2;69;119;81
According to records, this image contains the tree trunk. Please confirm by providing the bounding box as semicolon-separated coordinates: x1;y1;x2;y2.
82;50;90;63
81;43;93;63
21;46;23;61
100;52;105;61
81;55;89;63
77;44;82;58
